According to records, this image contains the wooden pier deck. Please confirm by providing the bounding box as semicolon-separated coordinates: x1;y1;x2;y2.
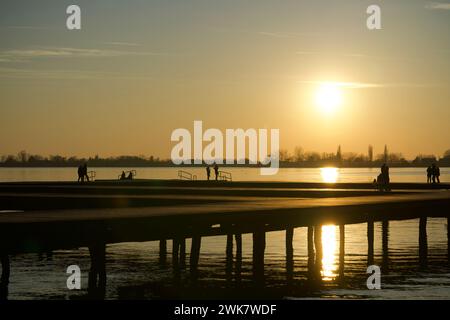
0;180;449;298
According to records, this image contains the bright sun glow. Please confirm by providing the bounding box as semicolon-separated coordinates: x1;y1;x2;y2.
315;83;342;114
320;167;339;183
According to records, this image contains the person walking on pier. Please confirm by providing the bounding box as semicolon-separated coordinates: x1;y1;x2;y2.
206;165;211;181
427;166;432;183
214;164;219;181
77;165;84;182
83;163;90;182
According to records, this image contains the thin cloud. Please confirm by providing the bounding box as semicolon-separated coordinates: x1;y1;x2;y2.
425;2;450;10
0;46;169;63
295;51;419;62
0;67;153;80
103;42;142;47
298;80;444;88
258;31;322;39
5;25;49;30
299;80;382;89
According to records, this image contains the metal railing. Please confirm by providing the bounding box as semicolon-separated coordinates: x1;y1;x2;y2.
218;171;232;181
118;170;137;180
178;170;197;181
87;171;96;181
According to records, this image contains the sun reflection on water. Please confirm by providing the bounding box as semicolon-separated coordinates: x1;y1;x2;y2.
321;225;338;281
320;167;339;183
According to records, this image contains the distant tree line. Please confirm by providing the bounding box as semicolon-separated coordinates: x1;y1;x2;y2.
1;146;450;168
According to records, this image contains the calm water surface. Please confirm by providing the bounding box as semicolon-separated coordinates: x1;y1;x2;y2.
1;167;449;300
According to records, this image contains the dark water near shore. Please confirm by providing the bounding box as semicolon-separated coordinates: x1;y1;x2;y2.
1;167;449;300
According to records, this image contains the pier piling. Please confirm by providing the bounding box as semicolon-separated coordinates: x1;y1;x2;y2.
88;243;106;298
382;220;389;270
190;235;201;279
339;225;345;279
314;225;323;274
307;226;315;279
159;240;167;265
286;227;294;282
367;219;374;265
226;233;233;279
235;233;242;281
0;254;9;300
180;238;186;268
252;226;266;282
419;216;428;268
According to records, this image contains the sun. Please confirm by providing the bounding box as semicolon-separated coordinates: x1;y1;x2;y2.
315;83;342;114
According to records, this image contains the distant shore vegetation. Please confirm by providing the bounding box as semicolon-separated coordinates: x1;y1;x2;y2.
1;145;450;168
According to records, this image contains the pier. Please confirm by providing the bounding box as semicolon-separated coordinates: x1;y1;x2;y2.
0;180;449;298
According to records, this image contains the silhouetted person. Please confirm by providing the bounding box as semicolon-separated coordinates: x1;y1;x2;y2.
432;164;440;184
377;163;390;192
127;171;133;180
77;165;84;182
120;171;126;180
214;164;219;181
83;164;90;182
206;166;211;181
427;166;432;183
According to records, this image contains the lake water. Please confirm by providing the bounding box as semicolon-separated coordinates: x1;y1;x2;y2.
1;166;449;183
1;167;449;300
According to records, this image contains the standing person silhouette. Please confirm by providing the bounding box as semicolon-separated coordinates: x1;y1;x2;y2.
435;165;440;184
77;165;84;182
214;164;219;181
427;166;432;183
206;166;211;181
431;164;438;183
83;163;90;182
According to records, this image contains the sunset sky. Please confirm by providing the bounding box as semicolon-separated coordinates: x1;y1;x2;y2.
1;0;449;159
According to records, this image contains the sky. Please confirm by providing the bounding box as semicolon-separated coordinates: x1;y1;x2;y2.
0;0;449;160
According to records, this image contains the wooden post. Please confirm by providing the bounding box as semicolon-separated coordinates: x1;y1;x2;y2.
419;216;428;268
252;226;266;281
286;227;294;282
180;238;186;268
314;225;323;272
235;233;242;281
367;219;374;265
190;235;201;279
172;238;179;268
0;255;10;285
226;233;233;279
307;226;315;279
0;254;9;300
88;243;106;298
382;220;389;270
339;224;345;279
159;240;167;265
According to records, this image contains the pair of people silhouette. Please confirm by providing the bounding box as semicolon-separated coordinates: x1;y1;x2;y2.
427;164;440;184
120;171;134;180
77;164;89;182
206;164;219;181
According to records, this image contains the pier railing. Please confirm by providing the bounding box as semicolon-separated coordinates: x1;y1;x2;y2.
219;171;232;181
178;170;197;181
87;171;96;181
